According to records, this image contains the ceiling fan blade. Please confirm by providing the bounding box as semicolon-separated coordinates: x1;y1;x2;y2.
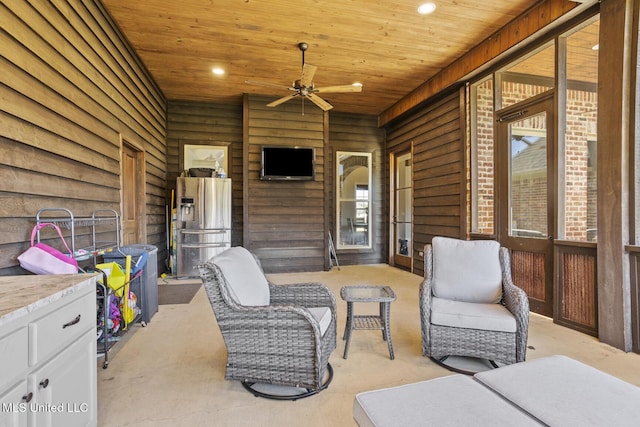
267;93;300;107
306;93;333;111
301;64;317;87
313;84;363;93
245;80;292;90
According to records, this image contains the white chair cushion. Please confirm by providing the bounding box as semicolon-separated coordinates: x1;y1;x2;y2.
307;307;332;336
431;297;517;333
474;355;640;427
212;247;270;306
432;237;503;304
353;374;541;427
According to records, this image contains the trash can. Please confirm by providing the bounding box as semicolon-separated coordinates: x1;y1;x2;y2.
103;244;158;323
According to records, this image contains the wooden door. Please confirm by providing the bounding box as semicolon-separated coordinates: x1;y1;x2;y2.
121;143;143;245
497;94;555;317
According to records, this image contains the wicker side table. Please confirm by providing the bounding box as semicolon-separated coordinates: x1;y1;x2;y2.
340;285;396;360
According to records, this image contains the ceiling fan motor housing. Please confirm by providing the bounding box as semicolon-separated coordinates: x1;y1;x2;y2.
293;79;313;91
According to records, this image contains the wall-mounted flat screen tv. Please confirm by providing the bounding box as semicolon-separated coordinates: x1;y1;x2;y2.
260;146;315;181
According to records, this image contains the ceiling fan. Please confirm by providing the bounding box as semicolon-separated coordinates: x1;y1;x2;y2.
246;42;362;112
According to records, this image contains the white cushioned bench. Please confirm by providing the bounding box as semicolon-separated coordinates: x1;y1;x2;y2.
354;355;640;426
353;374;541;427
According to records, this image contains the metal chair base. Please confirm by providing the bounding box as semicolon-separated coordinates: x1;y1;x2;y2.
430;356;499;376
240;363;334;401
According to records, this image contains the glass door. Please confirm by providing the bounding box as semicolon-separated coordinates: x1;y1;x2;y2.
392;151;412;270
498;94;554;316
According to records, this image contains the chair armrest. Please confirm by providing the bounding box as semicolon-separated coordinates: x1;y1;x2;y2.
502;280;529;315
269;282;337;312
234;303;321;325
419;244;434;317
499;247;530;362
419;244;434;356
502;279;529;326
223;304;326;346
268;282;337;351
499;248;530;320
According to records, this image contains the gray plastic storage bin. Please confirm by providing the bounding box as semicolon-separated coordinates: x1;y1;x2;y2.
103;244;158;323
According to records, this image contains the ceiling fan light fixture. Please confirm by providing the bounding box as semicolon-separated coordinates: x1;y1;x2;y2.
417;2;436;15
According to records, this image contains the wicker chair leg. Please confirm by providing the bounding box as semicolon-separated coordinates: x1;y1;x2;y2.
240;363;334;401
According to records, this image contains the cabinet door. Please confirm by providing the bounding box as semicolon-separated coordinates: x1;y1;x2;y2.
29;330;96;427
0;380;28;427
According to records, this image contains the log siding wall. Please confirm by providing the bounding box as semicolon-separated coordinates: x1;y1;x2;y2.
385;89;465;276
328;112;386;266
165;98;385;273
244;94;327;272
0;0;166;275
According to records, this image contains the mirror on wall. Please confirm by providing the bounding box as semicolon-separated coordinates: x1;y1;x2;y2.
180;142;228;177
336;151;372;249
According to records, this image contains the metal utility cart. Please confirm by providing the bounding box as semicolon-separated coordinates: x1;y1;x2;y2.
35;207;123;368
35;207;120;261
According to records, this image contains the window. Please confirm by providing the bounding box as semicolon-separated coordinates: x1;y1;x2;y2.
498;42;555;110
355;185;369;223
509;122;548;238
470;40;557;237
560;18;599;242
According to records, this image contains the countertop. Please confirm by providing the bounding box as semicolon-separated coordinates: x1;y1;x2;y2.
0;273;97;327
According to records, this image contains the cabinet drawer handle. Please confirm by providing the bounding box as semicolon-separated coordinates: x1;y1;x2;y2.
62;314;81;329
22;392;33;403
40;379;49;389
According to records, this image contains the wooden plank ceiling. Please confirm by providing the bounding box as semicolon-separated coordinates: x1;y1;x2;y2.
101;0;576;117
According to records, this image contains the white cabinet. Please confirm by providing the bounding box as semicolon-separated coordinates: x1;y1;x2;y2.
29;330;96;427
0;380;28;427
0;274;97;427
0;326;28;393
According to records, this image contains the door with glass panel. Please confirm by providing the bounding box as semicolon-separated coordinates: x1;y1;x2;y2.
497;94;554;316
392;151;412;270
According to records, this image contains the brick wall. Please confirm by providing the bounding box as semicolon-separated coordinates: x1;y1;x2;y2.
565;89;597;240
474;80;494;234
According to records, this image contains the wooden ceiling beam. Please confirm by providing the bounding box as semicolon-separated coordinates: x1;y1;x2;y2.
379;0;585;126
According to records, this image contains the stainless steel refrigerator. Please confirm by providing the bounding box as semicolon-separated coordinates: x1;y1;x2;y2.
176;177;231;277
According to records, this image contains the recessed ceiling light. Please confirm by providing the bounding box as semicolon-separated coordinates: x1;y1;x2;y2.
212;67;225;76
418;2;436;15
352;82;363;87
591;44;599;51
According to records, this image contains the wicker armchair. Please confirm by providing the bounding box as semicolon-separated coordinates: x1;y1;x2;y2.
198;246;337;399
419;237;529;370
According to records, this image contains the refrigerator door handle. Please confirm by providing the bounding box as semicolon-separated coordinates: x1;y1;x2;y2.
180;229;230;235
180;243;229;249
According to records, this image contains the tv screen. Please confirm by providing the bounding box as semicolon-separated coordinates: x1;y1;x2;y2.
260;146;315;181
